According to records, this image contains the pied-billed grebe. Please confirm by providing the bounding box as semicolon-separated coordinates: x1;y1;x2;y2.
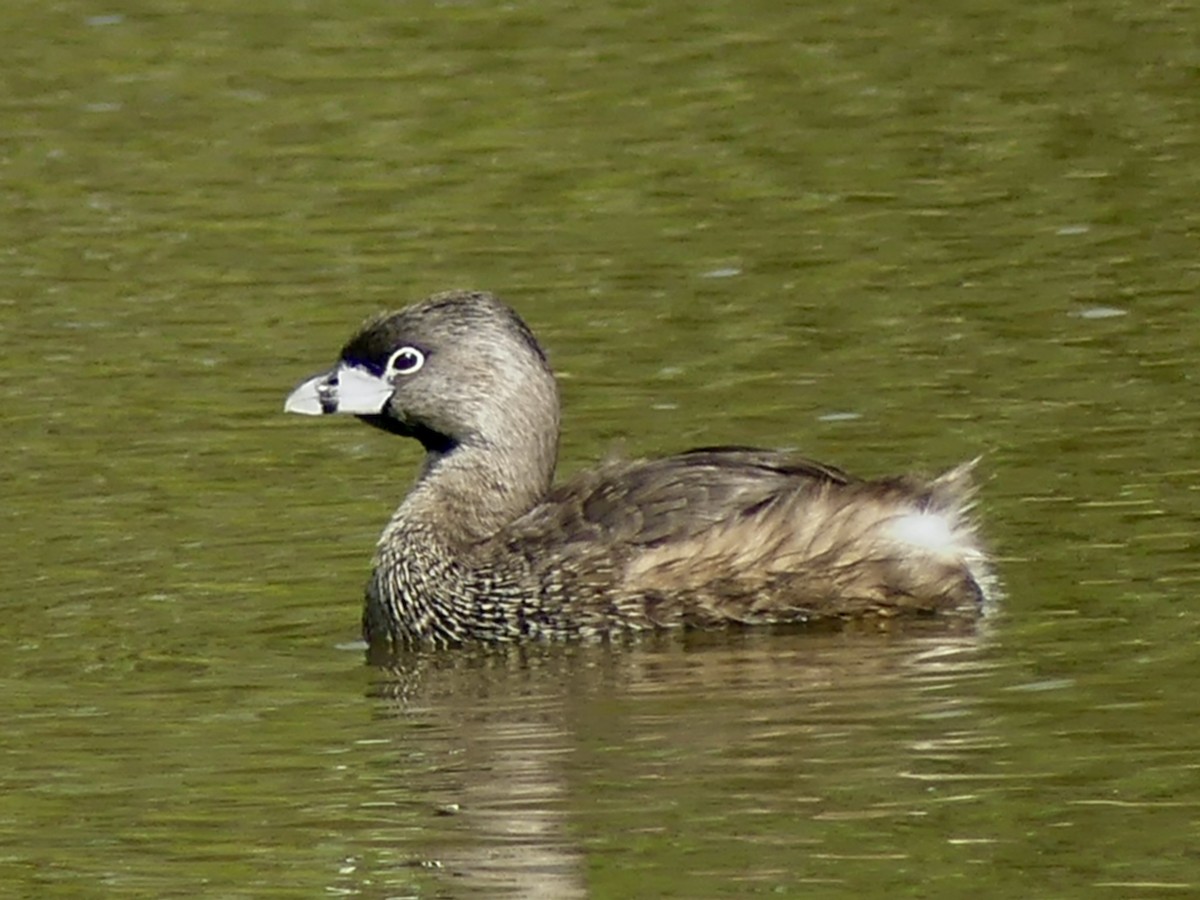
285;290;994;648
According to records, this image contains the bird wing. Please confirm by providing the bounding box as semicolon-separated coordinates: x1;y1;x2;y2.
505;446;853;550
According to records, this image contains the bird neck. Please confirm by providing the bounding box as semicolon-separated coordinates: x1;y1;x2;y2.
389;426;558;550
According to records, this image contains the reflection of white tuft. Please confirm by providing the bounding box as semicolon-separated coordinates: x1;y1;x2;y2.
887;511;966;559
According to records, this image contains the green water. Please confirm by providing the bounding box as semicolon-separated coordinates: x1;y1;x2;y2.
3;0;1199;896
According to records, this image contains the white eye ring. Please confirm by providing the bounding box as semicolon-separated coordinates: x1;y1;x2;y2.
385;346;425;378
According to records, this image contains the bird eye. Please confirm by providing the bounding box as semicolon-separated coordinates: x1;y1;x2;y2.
385;346;425;377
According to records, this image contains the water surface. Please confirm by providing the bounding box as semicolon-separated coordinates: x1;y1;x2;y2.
3;0;1199;896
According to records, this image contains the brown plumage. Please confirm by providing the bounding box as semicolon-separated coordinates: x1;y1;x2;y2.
284;290;994;649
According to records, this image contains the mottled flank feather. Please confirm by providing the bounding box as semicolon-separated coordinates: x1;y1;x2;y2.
286;291;996;649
